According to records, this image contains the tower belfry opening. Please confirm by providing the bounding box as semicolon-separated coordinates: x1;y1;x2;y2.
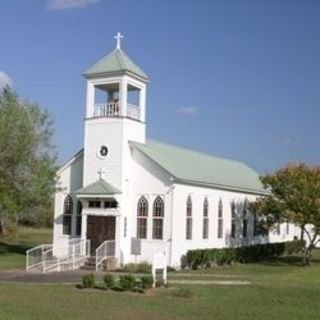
83;32;148;122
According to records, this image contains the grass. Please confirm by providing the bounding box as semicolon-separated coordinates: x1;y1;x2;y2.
0;226;52;270
0;259;320;320
0;227;319;319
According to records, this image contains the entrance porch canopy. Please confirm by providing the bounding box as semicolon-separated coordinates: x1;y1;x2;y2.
75;179;121;198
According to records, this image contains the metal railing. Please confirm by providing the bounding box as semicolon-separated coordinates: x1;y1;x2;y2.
95;240;116;271
26;239;90;273
26;244;53;272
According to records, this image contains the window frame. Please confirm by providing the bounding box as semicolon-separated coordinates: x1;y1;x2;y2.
202;197;209;239
62;195;73;235
217;198;223;239
137;196;148;239
186;195;193;240
152;196;164;240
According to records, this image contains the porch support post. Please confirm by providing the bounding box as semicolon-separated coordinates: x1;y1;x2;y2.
81;214;88;255
115;215;121;266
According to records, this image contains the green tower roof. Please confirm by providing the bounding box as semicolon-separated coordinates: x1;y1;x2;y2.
84;49;148;80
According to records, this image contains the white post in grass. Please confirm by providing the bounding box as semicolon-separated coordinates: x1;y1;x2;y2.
72;244;75;270
152;248;167;288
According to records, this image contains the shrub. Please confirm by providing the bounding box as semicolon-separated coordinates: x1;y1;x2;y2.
119;274;137;291
140;276;154;289
82;273;96;289
103;273;115;289
135;261;152;273
123;263;136;273
123;261;152;273
185;240;305;268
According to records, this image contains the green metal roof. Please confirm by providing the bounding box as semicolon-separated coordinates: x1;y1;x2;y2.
84;49;148;80
131;139;266;194
75;179;120;196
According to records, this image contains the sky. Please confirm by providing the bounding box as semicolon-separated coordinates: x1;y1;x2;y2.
0;0;319;174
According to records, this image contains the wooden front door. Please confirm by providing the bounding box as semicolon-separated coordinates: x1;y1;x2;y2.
87;216;116;253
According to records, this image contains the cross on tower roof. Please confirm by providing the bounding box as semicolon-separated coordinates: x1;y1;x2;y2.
98;168;106;180
114;32;124;50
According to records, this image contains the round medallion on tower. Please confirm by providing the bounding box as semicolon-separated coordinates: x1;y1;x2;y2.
97;145;108;159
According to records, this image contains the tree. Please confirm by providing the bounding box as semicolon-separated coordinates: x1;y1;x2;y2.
251;163;320;264
0;87;57;234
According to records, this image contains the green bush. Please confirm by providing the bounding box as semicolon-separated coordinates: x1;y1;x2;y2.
119;274;137;291
103;273;115;289
135;261;152;273
123;261;152;273
186;240;305;269
140;276;154;289
82;273;96;289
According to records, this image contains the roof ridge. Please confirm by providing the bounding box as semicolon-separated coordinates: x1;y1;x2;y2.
115;49;127;70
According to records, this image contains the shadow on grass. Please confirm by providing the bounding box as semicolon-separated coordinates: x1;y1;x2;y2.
0;241;29;256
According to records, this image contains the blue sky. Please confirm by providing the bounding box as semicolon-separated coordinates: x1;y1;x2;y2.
0;0;319;173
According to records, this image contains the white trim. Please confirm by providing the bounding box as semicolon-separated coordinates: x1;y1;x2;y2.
57;149;83;175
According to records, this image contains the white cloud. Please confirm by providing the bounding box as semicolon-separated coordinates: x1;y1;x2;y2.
47;0;101;10
0;71;13;90
177;107;198;115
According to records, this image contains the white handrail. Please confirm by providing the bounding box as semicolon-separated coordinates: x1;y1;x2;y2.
95;240;116;271
26;244;53;271
26;239;90;273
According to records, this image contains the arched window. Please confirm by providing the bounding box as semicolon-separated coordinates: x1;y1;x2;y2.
203;197;209;239
231;201;236;238
152;196;164;239
137;196;148;239
242;200;248;238
186;196;192;240
217;198;223;238
76;200;82;236
63;195;73;235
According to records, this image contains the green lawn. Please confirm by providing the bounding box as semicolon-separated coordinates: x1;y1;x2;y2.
0;226;52;270
0;228;319;319
0;260;320;320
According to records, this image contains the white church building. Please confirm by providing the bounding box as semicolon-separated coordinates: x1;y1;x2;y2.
50;34;296;270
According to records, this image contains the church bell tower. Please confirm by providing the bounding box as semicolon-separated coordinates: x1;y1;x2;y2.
82;33;148;190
